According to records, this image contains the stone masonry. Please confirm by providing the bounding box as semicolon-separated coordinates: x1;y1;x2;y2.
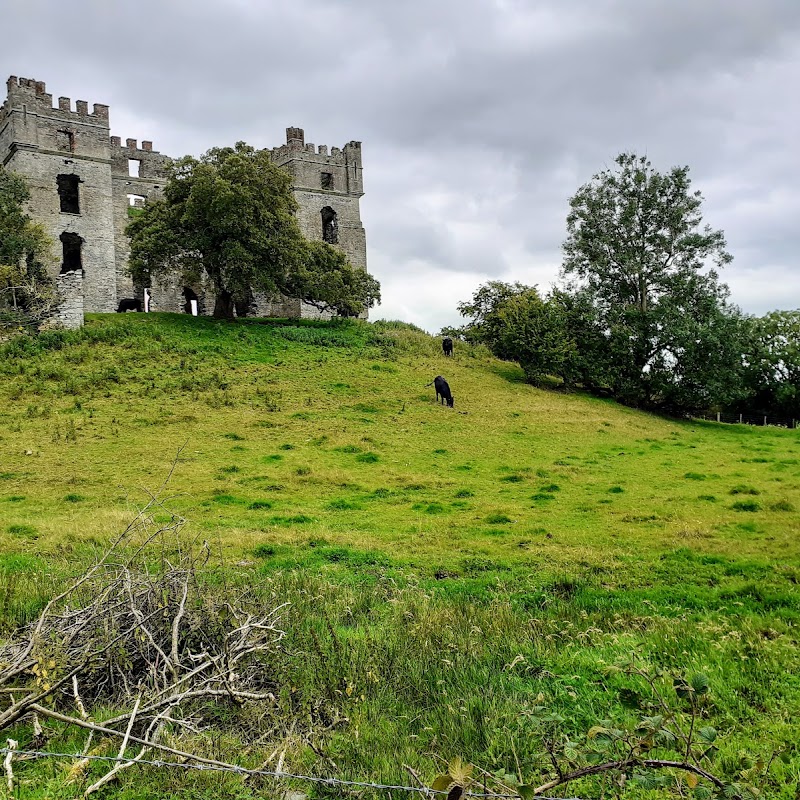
0;76;368;324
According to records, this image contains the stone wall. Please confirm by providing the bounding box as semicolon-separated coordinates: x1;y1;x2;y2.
54;269;84;329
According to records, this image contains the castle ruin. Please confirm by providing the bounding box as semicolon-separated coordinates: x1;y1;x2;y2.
0;76;368;327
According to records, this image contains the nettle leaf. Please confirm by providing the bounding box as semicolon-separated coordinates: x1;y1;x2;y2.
701;745;719;761
691;673;711;696
698;726;718;743
432;775;453;792
674;677;694;701
693;783;713;799
447;757;473;786
564;742;580;761
517;785;536;800
636;714;665;733
587;725;610;739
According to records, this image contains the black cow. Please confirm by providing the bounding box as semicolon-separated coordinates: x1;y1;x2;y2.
116;298;142;313
442;336;453;357
432;375;454;407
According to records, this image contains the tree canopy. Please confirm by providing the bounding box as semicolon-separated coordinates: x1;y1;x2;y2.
742;310;800;419
560;153;746;412
127;142;380;319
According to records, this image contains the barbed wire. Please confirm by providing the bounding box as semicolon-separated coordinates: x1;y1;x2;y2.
0;747;582;800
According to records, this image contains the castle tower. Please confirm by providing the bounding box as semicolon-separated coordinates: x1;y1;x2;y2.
0;76;117;313
270;127;368;316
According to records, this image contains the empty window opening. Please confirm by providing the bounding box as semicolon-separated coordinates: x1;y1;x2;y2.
321;206;338;244
57;128;76;153
128;159;140;177
321;172;334;190
127;194;147;207
57;174;81;214
182;286;199;315
60;232;83;273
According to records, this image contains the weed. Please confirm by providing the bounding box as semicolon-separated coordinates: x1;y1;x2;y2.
7;524;38;538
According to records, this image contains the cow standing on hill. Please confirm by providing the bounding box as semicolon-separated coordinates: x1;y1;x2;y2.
116;298;142;312
426;375;454;407
442;336;453;356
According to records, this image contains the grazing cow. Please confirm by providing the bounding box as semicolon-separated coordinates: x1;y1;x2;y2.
442;336;453;357
433;375;454;407
116;298;142;313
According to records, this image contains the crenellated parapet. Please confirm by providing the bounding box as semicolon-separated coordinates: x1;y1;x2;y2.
270;126;362;168
270;126;363;198
4;76;109;124
109;135;171;181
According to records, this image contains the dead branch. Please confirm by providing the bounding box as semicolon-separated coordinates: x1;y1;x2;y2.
0;496;287;791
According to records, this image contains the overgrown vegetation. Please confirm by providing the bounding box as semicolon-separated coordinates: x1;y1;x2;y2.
0;314;798;798
0;166;58;335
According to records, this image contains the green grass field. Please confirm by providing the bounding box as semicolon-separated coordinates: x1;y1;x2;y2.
1;314;799;798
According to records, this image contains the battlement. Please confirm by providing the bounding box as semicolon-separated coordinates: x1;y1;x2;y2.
4;76;109;123
270;126;362;167
109;135;170;181
110;136;158;153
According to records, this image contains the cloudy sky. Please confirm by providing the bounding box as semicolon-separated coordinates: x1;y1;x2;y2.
3;0;799;332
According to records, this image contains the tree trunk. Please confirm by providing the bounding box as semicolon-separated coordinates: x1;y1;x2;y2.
212;289;235;320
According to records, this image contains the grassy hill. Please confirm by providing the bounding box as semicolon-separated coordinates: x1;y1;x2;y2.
1;314;799;798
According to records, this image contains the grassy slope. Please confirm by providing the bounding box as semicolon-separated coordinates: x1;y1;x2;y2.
1;313;799;797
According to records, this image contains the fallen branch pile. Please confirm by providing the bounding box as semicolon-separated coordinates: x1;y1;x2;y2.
0;498;286;795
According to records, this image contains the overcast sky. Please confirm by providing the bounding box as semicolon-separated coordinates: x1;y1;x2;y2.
3;0;799;332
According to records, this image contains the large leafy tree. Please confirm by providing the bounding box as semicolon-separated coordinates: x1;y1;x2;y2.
741;310;800;418
454;281;574;385
127;142;379;319
0;166;56;329
561;153;745;411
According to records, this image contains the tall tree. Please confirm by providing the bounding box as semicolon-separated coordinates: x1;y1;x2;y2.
127;142;379;320
561;153;744;411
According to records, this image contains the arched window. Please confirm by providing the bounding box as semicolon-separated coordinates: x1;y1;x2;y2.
321;206;338;244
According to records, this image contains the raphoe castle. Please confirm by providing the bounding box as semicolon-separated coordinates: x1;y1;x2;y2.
0;76;368;327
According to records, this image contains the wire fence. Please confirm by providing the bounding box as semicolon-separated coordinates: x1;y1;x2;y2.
0;746;581;800
696;411;797;429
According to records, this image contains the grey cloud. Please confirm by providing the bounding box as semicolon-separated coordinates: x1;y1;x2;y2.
2;0;800;323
